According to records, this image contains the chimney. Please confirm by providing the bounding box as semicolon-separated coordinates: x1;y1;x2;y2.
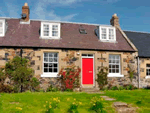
110;13;119;27
22;3;30;22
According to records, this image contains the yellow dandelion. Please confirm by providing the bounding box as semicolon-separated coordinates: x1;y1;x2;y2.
79;102;82;105
93;104;95;106
49;102;51;104
46;101;48;103
49;105;52;108
73;102;75;104
101;98;104;101
44;105;46;107
58;100;60;102
67;98;70;101
74;98;76;101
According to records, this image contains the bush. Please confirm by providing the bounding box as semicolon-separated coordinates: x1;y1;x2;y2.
5;56;38;92
46;85;59;92
0;84;13;93
96;66;108;90
30;77;40;91
67;99;82;113
111;86;118;90
90;97;106;113
44;97;60;113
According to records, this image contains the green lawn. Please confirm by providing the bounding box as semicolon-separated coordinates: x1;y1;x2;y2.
0;90;150;113
104;89;150;113
0;92;114;113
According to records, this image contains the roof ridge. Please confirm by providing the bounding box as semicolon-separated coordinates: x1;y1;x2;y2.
0;17;113;26
124;30;150;34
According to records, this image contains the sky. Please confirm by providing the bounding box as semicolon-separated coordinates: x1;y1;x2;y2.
1;0;150;32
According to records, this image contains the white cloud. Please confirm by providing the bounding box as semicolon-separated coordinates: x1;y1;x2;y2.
31;0;78;21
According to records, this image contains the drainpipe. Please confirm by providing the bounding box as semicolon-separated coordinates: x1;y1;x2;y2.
137;57;140;88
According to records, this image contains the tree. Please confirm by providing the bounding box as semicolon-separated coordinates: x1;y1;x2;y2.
5;56;36;92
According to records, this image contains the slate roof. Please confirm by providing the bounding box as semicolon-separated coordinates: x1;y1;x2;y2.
0;18;135;51
124;31;150;57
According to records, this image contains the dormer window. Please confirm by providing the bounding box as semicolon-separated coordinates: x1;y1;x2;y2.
99;26;116;42
0;19;5;37
41;22;60;39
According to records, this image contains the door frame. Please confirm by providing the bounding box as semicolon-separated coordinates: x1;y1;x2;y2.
81;55;95;88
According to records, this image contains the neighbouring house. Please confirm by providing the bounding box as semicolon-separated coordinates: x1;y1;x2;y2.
124;31;150;88
0;3;139;90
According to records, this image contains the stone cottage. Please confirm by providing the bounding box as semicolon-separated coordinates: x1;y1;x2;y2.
0;3;139;90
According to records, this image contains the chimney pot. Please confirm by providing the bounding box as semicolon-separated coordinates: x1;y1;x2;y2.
22;3;30;22
24;3;28;6
110;13;120;27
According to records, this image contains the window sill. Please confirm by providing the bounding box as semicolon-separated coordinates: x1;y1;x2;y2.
99;40;117;43
107;73;124;77
41;73;60;77
39;37;61;39
145;76;150;79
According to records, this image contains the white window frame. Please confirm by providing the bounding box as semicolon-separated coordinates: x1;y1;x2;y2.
41;22;60;39
0;19;5;37
146;64;150;79
108;54;124;77
99;26;116;42
41;52;59;77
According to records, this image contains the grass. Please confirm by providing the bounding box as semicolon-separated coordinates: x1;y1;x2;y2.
1;90;150;113
0;91;114;113
104;89;150;113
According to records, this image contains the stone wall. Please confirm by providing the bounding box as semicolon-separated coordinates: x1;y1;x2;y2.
0;47;138;90
139;58;150;88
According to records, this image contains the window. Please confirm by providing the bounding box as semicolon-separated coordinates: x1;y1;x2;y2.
42;52;58;77
108;55;122;77
99;26;116;41
41;22;60;39
0;20;5;37
146;64;150;77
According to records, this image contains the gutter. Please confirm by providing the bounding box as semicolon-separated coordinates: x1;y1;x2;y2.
137;57;140;88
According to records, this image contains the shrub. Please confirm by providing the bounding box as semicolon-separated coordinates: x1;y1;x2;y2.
30;77;40;91
68;99;82;113
111;86;118;90
5;56;38;92
118;86;124;90
44;97;60;113
0;84;13;93
90;97;106;113
96;66;108;90
46;85;59;92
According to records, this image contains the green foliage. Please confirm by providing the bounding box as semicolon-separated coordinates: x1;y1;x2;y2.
90;97;106;113
30;77;40;91
0;68;5;83
96;66;108;90
68;100;80;113
0;84;13;93
46;85;59;92
5;56;39;92
136;100;142;105
44;97;60;113
111;86;118;90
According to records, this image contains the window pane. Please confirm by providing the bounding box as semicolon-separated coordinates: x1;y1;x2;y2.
44;63;48;67
112;69;115;73
54;53;58;57
52;31;58;36
52;25;58;30
44;53;48;57
44;68;48;72
54;68;58;72
82;54;87;56
54;58;57;62
49;63;53;67
116;69;119;73
54;63;57;68
49;53;53;57
49;58;53;62
49;68;52;72
44;58;48;62
101;28;106;33
109;69;111;73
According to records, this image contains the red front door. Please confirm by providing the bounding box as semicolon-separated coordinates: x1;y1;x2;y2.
82;58;93;85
